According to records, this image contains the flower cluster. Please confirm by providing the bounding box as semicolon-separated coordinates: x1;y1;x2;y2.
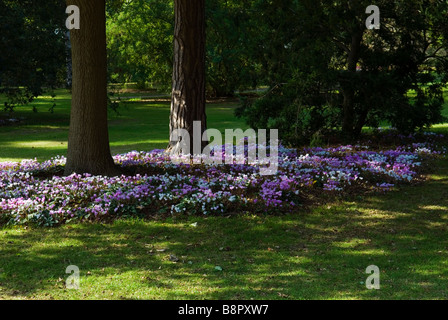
0;132;444;226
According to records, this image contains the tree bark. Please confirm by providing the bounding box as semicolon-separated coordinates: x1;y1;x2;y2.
341;29;363;140
64;0;119;176
168;0;207;155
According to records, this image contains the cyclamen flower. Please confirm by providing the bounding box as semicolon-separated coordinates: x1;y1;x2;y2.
0;132;444;225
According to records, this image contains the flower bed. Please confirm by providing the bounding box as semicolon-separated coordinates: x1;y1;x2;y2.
0;131;445;227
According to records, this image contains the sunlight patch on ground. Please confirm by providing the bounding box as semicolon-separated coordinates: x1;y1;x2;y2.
432;124;448;129
412;269;445;276
23;125;67;130
356;208;406;219
331;239;370;249
341;248;388;256
0;158;21;163
1;141;67;149
109;140;168;146
418;205;448;211
427;173;448;182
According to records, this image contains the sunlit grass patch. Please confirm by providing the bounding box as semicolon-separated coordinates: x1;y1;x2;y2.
0;90;447;300
0;90;248;162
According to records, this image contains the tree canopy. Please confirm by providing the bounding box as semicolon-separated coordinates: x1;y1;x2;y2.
236;0;448;143
0;0;66;110
1;0;447;151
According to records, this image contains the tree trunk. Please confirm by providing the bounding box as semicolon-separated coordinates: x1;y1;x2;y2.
341;29;363;140
341;86;355;138
65;31;72;89
354;105;369;137
64;0;119;176
168;0;207;155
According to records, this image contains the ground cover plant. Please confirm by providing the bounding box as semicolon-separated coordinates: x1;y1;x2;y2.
1;0;448;302
1;92;448;300
0;154;447;300
0;130;445;227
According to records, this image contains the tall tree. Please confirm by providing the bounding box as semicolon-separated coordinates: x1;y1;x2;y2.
0;0;66;111
106;0;174;89
206;0;261;97
64;0;119;176
237;0;448;144
168;0;207;155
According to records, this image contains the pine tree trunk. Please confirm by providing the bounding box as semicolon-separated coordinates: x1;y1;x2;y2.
64;0;119;176
168;0;207;155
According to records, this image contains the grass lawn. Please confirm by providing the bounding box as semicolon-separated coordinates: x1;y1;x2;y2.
0;90;447;300
0;89;247;162
0;156;447;300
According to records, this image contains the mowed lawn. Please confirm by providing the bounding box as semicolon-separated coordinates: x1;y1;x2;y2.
0;157;447;300
0;90;248;162
0;89;448;300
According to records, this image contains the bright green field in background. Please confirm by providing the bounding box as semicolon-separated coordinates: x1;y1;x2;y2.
1;88;447;163
0;90;248;162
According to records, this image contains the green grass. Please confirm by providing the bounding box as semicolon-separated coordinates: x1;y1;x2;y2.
1;89;448;300
0;90;247;162
1;87;447;162
1;157;447;300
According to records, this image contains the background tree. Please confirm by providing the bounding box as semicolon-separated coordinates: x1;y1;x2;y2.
64;0;118;176
0;0;66;111
106;0;174;90
237;0;448;145
168;0;207;154
205;0;261;97
105;0;264;97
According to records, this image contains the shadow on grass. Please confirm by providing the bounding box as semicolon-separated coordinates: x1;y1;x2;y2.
0;160;447;300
